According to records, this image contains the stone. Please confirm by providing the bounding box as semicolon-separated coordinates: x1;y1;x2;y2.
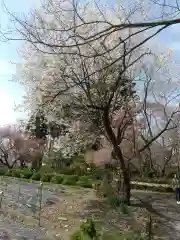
58;217;68;221
55;233;61;237
45;197;59;206
0;231;10;240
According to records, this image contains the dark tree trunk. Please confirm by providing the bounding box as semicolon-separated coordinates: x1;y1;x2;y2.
161;166;166;177
103;108;131;205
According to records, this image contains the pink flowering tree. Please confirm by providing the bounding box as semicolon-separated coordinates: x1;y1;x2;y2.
0;125;45;169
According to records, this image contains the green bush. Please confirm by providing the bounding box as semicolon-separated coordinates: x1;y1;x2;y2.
0;168;8;176
21;169;34;179
3;168;34;179
59;167;75;175
76;176;93;188
41;173;54;182
62;175;78;185
5;169;13;177
39;165;54;174
50;174;64;184
71;218;145;240
31;172;41;181
88;168;105;180
107;195;122;208
12;169;22;178
71;166;87;176
71;218;99;240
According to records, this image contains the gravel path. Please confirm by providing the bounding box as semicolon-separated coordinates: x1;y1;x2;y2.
0;215;49;240
132;191;180;239
1;180;59;216
0;179;60;239
1;179;180;239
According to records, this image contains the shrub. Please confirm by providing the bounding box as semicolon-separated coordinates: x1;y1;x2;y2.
11;169;22;178
21;169;34;179
119;202;129;214
39;165;54;174
41;173;54;182
62;175;78;185
31;172;41;181
71;166;87;176
71;218;99;240
5;169;13;177
0;168;8;176
88;168;105;180
71;218;144;240
71;230;85;240
76;176;93;188
59;167;75;175
50;174;64;184
107;195;122;207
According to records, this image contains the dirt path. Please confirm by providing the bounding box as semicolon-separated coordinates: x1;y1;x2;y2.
1;178;180;239
0;214;49;240
132;191;180;239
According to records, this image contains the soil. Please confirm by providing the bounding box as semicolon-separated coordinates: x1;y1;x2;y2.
0;178;179;239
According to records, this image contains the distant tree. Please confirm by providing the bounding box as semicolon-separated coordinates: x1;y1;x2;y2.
0;125;44;169
26;108;48;140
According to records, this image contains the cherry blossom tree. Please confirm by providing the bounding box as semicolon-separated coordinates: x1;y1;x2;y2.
0;125;45;169
7;0;180;204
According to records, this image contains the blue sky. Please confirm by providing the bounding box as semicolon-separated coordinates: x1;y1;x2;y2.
0;0;179;126
0;0;39;126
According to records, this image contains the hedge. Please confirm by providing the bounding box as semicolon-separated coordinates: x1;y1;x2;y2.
50;174;64;184
41;173;55;182
0;167;174;193
76;176;93;188
61;175;78;185
31;172;41;181
5;168;34;179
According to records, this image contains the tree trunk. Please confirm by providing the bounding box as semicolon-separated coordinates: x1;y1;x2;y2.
161;166;166;177
31;159;38;170
123;171;131;204
103;108;131;205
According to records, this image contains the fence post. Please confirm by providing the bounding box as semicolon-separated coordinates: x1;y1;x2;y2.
146;214;153;240
0;191;4;209
17;174;23;202
38;181;43;227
